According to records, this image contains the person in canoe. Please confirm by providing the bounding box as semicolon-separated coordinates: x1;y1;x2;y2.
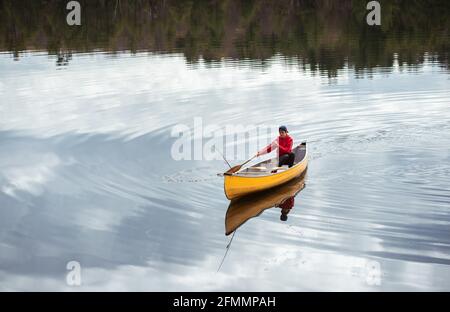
256;125;295;168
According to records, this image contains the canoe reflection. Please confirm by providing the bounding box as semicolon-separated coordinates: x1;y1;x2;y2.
225;172;307;235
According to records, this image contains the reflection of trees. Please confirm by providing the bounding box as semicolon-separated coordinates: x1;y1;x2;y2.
0;0;448;75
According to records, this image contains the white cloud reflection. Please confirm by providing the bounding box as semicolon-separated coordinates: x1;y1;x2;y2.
0;153;61;198
0;243;448;291
0;53;323;139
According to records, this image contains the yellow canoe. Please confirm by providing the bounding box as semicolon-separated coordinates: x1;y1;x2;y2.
225;173;307;235
223;142;308;200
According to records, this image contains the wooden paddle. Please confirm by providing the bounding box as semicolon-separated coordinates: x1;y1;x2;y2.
226;155;257;174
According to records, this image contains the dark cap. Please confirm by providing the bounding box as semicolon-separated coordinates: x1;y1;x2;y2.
279;125;288;132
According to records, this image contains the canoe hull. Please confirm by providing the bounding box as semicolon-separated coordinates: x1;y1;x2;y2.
224;150;308;200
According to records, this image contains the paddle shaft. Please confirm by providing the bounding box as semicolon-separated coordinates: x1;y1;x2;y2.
240;155;257;168
228;155;257;173
215;147;232;169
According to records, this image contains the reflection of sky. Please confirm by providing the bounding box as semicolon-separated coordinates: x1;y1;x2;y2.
1;52;448;139
0;52;449;291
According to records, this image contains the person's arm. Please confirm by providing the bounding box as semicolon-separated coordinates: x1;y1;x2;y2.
278;137;293;154
257;139;278;156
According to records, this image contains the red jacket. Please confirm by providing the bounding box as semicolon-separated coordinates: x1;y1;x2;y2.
279;197;295;210
259;135;293;157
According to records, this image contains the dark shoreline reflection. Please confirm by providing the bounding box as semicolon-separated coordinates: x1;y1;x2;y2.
1;0;449;76
225;172;307;235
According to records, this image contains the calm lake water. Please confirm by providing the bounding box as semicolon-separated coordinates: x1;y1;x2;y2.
0;0;450;291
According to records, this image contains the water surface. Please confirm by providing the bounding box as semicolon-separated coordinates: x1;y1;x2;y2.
0;0;449;291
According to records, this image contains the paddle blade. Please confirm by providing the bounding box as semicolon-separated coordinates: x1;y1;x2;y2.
226;165;241;174
224;155;257;175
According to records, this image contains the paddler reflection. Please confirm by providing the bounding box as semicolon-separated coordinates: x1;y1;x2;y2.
224;172;307;235
278;196;294;222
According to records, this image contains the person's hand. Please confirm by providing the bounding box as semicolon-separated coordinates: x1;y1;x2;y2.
273;141;279;147
256;151;261;157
